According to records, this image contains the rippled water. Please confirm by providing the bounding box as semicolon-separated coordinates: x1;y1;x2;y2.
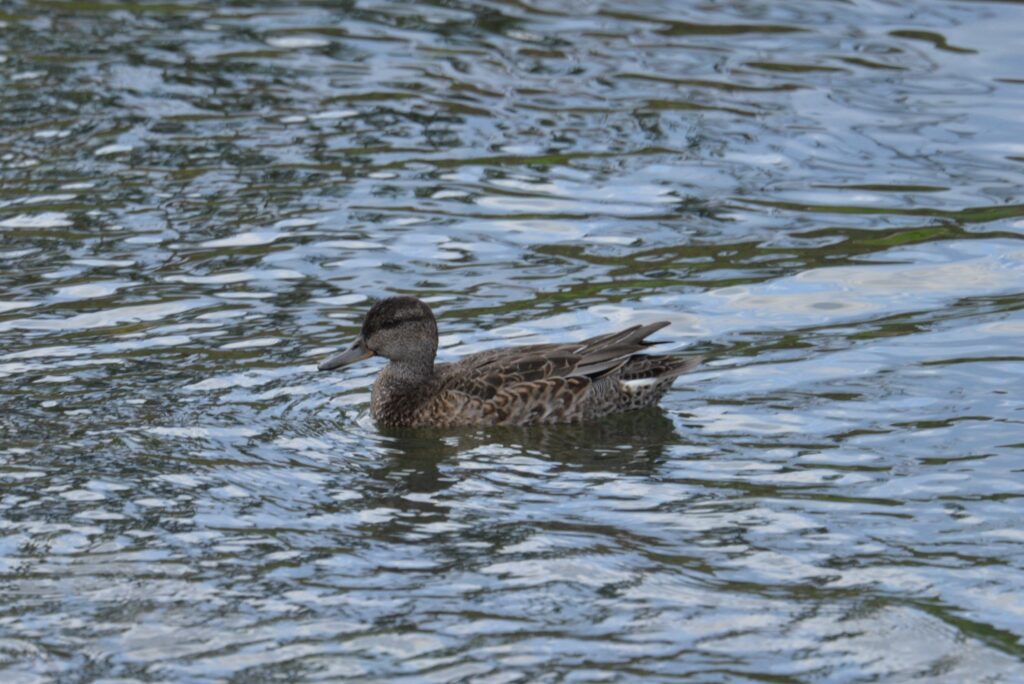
2;0;1024;680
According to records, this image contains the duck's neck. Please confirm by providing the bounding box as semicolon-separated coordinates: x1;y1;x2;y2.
382;358;435;386
372;358;436;426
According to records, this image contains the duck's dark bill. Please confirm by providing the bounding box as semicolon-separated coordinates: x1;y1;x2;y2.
318;337;373;371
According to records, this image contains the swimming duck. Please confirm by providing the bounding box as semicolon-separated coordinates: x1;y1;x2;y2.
318;296;702;428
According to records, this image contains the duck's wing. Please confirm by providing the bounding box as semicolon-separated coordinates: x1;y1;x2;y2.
439;321;671;400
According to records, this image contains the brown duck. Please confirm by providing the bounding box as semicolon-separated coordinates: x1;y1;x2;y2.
318;296;702;428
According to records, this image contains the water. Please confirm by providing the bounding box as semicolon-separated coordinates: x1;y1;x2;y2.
2;0;1023;680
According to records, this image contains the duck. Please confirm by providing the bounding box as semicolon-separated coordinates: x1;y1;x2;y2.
317;296;702;428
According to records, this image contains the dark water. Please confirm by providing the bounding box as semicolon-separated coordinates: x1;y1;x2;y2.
3;0;1024;680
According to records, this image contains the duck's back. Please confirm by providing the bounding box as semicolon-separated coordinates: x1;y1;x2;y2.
405;323;701;427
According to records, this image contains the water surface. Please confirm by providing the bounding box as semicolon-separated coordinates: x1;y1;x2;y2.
2;0;1024;681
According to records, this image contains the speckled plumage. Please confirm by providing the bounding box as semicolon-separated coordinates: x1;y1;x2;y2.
319;296;702;428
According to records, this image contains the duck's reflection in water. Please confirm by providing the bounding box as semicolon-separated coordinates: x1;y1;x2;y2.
366;407;683;497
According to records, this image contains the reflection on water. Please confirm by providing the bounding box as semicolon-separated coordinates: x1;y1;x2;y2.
2;0;1024;680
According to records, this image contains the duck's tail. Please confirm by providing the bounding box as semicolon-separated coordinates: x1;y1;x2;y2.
618;354;703;387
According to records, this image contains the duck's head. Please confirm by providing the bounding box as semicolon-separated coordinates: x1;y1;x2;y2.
318;296;438;371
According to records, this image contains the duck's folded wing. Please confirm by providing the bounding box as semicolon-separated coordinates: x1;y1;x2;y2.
441;321;671;400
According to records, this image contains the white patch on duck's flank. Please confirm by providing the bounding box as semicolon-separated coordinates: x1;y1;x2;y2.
620;377;659;390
